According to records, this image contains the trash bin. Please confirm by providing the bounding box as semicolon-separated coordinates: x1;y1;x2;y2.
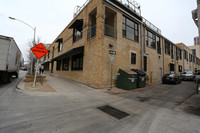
131;69;146;88
116;69;138;90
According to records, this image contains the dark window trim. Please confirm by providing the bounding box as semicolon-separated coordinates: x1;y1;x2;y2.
131;53;136;64
62;57;70;71
146;30;156;49
144;56;147;72
56;60;62;71
122;16;139;42
71;52;83;71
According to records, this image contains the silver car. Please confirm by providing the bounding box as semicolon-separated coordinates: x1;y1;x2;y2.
181;72;195;81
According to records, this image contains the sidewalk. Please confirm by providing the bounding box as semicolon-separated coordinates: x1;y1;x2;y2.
17;73;200;116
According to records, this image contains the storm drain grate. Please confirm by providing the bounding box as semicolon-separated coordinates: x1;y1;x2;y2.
97;105;130;120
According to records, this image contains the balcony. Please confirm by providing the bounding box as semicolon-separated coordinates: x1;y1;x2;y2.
87;25;96;40
104;24;117;38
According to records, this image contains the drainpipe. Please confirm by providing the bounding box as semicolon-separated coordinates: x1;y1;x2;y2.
183;45;185;72
162;38;165;75
140;23;144;71
174;47;177;74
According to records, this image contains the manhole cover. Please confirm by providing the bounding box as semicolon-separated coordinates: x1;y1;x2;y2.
97;105;130;120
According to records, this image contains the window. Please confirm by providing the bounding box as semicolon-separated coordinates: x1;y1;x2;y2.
178;65;182;72
72;53;83;71
170;63;174;72
146;30;156;49
48;50;50;58
58;42;62;52
165;41;170;55
189;54;192;62
157;36;161;54
183;50;188;61
131;53;136;64
192;49;196;56
56;60;61;71
73;25;83;43
122;16;138;42
62;57;70;71
144;56;147;72
171;45;173;59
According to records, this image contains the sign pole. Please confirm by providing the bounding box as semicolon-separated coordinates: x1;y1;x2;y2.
32;59;39;88
110;56;113;90
108;50;116;91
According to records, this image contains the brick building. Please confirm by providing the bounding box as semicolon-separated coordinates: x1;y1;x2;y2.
41;0;200;89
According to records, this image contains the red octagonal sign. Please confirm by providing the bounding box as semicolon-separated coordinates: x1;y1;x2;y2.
31;43;48;59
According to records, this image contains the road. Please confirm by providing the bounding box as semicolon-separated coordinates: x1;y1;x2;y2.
0;71;199;133
118;81;196;109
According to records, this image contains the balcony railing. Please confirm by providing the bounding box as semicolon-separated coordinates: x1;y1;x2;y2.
143;18;161;34
116;0;141;16
87;25;96;40
104;24;117;38
73;0;91;18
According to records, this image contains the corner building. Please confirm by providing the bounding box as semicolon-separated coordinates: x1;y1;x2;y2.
42;0;200;89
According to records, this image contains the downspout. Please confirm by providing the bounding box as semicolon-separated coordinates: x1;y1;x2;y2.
140;23;144;71
162;38;165;75
174;46;177;74
183;45;185;72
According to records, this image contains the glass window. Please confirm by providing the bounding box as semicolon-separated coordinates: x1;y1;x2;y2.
56;60;61;71
146;30;156;49
58;42;62;52
131;53;136;64
71;53;83;71
62;57;70;71
122;16;139;42
157;36;161;54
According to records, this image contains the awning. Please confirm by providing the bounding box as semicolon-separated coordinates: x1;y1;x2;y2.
69;19;83;29
41;61;51;65
56;38;63;43
51;46;84;61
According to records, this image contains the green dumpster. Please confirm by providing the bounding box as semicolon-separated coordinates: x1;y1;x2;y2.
116;69;138;90
131;69;146;88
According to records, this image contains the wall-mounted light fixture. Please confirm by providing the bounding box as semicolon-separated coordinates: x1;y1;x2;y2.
109;43;114;48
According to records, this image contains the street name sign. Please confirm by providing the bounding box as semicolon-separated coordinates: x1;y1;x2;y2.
109;50;116;55
31;43;48;59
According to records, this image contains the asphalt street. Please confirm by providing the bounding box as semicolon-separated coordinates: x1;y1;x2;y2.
118;81;196;109
0;71;199;133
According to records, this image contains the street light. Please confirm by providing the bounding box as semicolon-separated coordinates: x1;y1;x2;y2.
9;16;36;75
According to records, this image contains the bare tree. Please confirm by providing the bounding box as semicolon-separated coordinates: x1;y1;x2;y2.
26;37;45;75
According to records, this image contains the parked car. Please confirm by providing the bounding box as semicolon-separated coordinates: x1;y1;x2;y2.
162;73;181;84
180;72;195;81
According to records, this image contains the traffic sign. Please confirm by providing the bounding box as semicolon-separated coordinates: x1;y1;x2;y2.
31;43;48;59
109;50;116;55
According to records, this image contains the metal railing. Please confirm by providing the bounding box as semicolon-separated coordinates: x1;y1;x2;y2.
116;0;141;16
104;24;117;38
87;25;96;40
143;18;161;34
73;0;91;18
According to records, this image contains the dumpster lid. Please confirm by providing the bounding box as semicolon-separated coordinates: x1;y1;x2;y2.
131;69;146;76
120;69;137;75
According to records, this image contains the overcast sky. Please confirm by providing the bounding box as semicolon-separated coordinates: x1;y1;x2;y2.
0;0;198;61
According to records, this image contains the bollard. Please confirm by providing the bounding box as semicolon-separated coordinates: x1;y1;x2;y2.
196;78;199;94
